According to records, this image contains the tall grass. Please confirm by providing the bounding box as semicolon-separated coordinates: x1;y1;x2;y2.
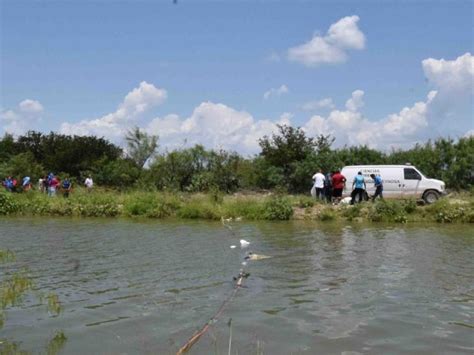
1;189;472;223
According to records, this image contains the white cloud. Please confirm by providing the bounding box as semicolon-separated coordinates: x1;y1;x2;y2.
147;102;292;154
422;52;474;92
60;81;167;139
421;53;473;136
263;84;289;99
19;99;44;114
303;90;436;149
1;99;44;135
345;90;365;112
301;98;335;111
288;15;365;67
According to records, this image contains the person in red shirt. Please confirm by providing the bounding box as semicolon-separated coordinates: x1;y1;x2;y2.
331;170;346;204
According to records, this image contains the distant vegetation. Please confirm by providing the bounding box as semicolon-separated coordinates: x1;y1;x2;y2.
0;125;473;193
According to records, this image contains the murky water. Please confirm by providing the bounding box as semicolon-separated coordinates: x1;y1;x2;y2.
0;218;473;354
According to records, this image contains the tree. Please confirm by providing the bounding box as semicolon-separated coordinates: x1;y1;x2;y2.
125;127;159;168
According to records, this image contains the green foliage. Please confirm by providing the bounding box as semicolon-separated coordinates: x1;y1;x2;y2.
368;200;407;223
403;199;418;214
319;207;336;221
95;158;141;189
297;196;315;208
14;131;122;177
258;125;333;192
426;199;473;223
0;271;33;309
125;126;159;168
262;196;293;220
0;152;44;185
0;192;19;215
341;203;363;221
46;293;62;316
176;196;221;220
46;330;68;355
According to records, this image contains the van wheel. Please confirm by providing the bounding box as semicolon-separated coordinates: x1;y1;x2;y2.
423;190;439;204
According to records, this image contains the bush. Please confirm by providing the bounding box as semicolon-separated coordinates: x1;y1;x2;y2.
368;200;407;223
319;207;336;221
427;199;471;223
263;197;293;220
341;204;363;221
403;199;417;214
0;193;19;215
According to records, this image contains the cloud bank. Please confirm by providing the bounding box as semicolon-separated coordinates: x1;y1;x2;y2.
2;54;472;154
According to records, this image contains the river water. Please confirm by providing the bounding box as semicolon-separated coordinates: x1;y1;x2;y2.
0;218;473;354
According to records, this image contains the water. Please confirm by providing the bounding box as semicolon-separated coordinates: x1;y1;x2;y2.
0;218;473;354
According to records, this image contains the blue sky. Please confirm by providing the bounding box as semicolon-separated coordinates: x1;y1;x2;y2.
1;0;473;154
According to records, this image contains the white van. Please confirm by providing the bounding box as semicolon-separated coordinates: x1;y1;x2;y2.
340;165;446;203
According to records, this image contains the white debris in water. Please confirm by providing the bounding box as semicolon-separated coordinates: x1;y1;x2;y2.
240;239;250;248
230;245;236;249
241;261;247;266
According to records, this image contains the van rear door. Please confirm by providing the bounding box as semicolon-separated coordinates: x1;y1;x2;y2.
402;167;422;198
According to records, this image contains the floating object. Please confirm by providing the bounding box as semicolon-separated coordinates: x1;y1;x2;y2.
235;217;242;221
245;252;271;261
240;239;250;248
230;245;236;249
241;261;247;266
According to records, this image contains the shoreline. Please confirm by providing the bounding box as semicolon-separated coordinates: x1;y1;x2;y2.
1;190;472;224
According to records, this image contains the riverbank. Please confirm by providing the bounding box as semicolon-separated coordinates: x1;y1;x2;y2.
0;189;473;223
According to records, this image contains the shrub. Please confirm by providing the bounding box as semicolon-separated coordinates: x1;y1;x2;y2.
0;193;19;215
341;204;362;221
319;207;336;221
297;196;315;208
368;199;407;223
403;199;417;214
263;197;293;220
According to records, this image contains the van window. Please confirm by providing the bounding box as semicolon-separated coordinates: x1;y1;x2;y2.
404;168;421;180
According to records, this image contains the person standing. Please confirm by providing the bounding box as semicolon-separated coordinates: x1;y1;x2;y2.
312;169;326;200
48;175;59;197
62;178;72;198
370;173;383;201
331;170;346;204
84;175;93;192
22;176;32;191
324;171;333;203
351;171;366;205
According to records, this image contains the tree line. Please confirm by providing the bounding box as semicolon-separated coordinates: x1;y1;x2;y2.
1;126;473;192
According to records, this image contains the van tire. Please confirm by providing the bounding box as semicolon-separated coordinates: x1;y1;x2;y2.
423;190;439;204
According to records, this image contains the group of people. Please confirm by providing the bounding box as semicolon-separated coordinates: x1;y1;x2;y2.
38;173;72;197
311;169;348;204
2;174;94;197
312;170;383;204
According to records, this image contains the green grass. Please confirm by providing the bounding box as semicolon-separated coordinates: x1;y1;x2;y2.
1;188;472;223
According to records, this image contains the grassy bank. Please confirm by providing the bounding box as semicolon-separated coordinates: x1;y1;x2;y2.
0;189;473;223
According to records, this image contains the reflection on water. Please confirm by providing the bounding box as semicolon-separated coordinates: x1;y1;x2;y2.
0;218;473;354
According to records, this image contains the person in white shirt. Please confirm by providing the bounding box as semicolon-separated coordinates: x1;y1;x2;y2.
312;169;326;200
84;176;94;192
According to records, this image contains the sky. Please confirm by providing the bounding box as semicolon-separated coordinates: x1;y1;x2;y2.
1;0;473;155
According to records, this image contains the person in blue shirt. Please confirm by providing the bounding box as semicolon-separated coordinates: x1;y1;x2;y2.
350;171;366;205
370;174;383;201
62;178;72;198
3;176;14;192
